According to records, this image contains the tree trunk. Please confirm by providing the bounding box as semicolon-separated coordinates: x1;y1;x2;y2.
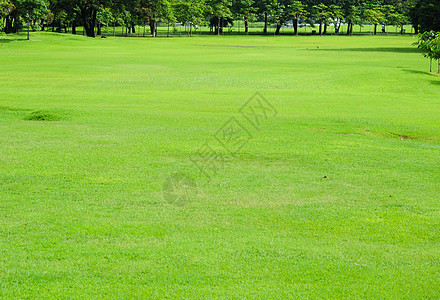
84;22;94;37
97;23;101;35
5;15;14;34
82;6;97;37
347;21;351;35
294;18;298;35
323;23;327;34
263;13;267;34
149;20;156;37
244;19;248;34
27;23;30;40
217;17;220;36
373;24;377;35
319;21;322;35
131;23;135;34
275;24;281;35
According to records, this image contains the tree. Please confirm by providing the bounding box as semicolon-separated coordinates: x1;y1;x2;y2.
97;5;113;35
232;0;255;34
207;0;231;35
410;0;440;33
109;2;127;36
363;3;384;35
52;8;67;32
429;32;440;73
0;0;14;31
75;0;101;37
313;3;329;35
388;10;407;34
53;0;80;34
381;4;395;33
163;0;175;36
3;0;49;37
345;5;361;35
268;0;284;35
139;0;171;37
414;30;440;72
289;0;306;35
254;0;269;34
393;0;415;34
2;0;43;34
173;0;205;36
328;4;343;34
121;7;131;35
0;0;13;19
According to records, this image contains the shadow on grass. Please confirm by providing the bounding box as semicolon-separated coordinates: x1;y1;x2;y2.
311;47;421;54
402;69;440;80
403;69;432;76
0;37;28;43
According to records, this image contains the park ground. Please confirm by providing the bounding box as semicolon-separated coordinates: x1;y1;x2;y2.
0;33;440;298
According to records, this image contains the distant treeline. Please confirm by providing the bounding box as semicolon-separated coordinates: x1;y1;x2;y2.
1;0;439;37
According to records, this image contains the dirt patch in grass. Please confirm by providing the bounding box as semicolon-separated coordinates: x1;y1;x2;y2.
388;132;436;141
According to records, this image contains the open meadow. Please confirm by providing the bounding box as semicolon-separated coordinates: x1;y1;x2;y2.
0;32;440;298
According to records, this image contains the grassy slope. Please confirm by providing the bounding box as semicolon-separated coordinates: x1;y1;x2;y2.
0;33;439;298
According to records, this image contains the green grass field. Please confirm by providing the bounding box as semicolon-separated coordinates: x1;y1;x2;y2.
1;32;440;298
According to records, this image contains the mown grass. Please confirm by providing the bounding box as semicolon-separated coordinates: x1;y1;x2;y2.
0;32;439;298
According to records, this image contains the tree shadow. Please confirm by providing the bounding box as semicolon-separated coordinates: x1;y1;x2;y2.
401;69;440;84
403;69;433;76
312;47;421;54
0;37;28;43
402;69;440;79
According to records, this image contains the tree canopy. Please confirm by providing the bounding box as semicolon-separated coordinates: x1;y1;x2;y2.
410;0;440;33
0;0;435;37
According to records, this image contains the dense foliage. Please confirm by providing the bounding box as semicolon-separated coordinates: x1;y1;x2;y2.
0;0;435;37
410;0;440;33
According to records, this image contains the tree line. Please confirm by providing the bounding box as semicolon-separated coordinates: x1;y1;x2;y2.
1;0;438;38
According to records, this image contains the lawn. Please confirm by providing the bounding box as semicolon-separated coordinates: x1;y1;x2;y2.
0;32;439;298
